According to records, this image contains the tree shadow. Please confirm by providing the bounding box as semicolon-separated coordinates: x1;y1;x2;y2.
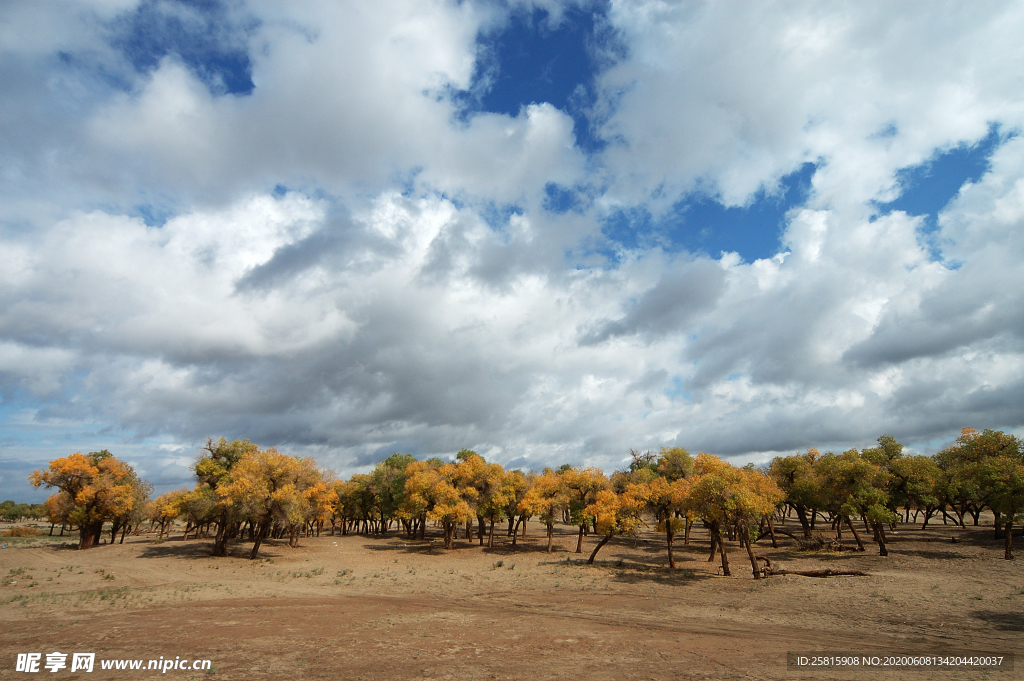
136;538;285;560
605;563;713;585
361;540;441;554
970;610;1024;631
887;548;977;560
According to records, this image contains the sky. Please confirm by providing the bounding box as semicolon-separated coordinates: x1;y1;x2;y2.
3;0;1024;500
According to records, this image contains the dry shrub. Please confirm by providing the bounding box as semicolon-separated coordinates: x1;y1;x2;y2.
2;526;43;537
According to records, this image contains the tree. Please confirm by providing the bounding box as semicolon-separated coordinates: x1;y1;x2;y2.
768;448;823;538
469;462;515;548
369;453;416;535
585;485;648;564
887;455;942;528
816;449;895;556
175;486;217;540
30;451;149;550
937;428;1024;546
560;467;609;553
218;447;314;559
502;470;531;544
402;460;473;549
193;438;258;556
518;470;567;552
686;454;783;578
453;451;488;542
147;490;186;539
44;494;75;536
303;479;340;539
986;453;1024;559
650;447;694;568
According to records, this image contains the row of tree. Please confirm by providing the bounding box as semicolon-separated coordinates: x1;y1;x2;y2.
769;429;1024;559
28;428;1024;578
1;500;48;523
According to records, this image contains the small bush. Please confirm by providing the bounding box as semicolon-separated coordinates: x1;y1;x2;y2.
2;527;42;538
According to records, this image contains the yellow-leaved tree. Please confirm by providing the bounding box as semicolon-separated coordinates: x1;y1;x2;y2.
518;470;567;553
686;454;783;578
30;451;150;550
561;467;610;553
193;438;259;556
218;447;319;559
402;460;473;549
584;484;648;564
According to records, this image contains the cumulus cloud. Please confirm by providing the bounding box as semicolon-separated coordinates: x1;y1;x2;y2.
3;0;1024;498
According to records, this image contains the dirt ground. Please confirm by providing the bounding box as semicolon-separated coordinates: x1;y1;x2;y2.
1;517;1022;680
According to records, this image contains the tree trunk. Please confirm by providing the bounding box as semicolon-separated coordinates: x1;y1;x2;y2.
1005;521;1014;560
740;526;760;579
707;528;718;562
444;522;454;550
488;518;495;548
666;521;675;569
78;521;101;550
845;516;865;551
478;516;486;546
871;521;888;556
715;527;731;576
249;519;269;559
766;517;778;548
588;532;613;564
794;506;812;538
546;522;554;553
684;518;692;545
575;525;584;553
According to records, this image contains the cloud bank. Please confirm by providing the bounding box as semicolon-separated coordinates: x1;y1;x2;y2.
2;0;1023;497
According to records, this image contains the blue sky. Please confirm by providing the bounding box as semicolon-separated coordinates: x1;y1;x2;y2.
2;0;1024;500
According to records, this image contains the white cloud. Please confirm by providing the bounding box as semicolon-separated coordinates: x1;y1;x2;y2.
3;1;1024;497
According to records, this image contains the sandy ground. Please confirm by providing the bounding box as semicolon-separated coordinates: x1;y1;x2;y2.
1;518;1022;680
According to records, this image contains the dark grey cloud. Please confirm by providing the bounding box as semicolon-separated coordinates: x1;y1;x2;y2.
844;257;1024;368
580;258;725;344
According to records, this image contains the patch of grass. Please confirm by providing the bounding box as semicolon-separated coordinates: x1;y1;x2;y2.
2;526;42;537
102;573;116;580
492;560;504;569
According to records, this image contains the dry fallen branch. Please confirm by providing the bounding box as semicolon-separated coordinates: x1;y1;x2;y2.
755;556;869;578
766;568;870;578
